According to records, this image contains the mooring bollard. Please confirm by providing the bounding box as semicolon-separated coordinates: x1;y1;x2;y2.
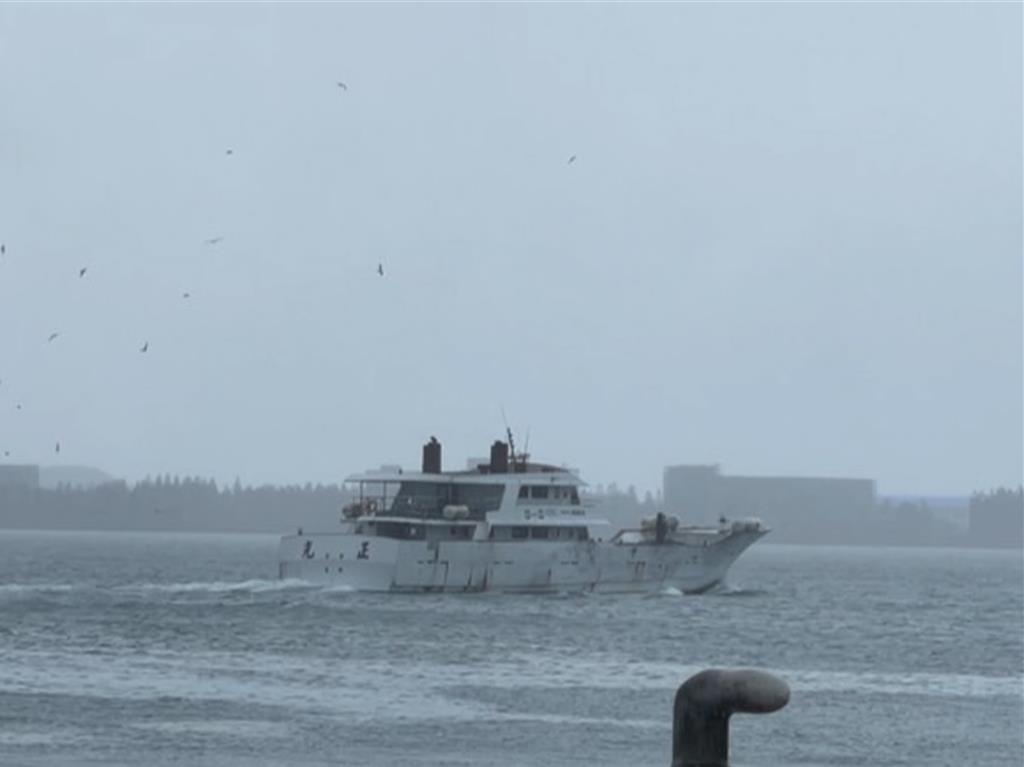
671;668;790;767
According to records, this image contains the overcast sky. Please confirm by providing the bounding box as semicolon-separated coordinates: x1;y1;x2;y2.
0;3;1020;496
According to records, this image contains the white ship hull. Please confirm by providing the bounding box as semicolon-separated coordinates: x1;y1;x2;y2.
278;525;766;594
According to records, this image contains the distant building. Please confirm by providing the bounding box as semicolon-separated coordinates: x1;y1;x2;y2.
663;464;876;543
0;464;41;490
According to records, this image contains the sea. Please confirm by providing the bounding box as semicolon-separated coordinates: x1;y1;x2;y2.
0;531;1020;767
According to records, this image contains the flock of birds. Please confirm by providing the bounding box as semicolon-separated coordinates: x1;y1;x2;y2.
0;79;579;463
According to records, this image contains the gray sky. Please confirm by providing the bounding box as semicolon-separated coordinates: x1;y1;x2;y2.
0;3;1020;497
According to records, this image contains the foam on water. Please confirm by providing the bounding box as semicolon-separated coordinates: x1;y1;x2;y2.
114;578;318;594
129;720;294;737
655;586;684;597
0;582;76;595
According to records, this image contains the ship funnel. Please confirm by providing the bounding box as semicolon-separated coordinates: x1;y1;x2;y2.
422;436;442;474
489;440;509;474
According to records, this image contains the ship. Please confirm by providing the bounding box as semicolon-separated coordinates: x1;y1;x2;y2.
278;436;768;593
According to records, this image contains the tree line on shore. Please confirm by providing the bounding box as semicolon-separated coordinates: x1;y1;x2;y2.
0;476;1020;547
0;475;350;533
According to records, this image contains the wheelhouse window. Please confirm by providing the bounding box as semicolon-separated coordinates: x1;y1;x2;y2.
389;481;504;518
452;483;505;514
391;481;450;516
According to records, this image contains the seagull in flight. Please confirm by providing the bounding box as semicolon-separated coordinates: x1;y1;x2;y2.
1;244;5;256
47;332;59;343
140;342;149;353
336;81;348;91
567;155;577;165
377;263;384;277
79;267;87;278
182;291;191;299
225;149;234;156
205;236;224;246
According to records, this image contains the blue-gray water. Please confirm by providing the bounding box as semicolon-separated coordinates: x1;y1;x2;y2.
0;531;1021;767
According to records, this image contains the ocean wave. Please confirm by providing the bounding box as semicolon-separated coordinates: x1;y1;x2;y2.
650;586;684;597
321;583;357;594
114;578;318;594
456;651;1023;700
0;583;76;594
712;585;770;598
3;648;1018;710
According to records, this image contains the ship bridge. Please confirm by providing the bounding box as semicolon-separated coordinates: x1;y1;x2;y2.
342;437;589;524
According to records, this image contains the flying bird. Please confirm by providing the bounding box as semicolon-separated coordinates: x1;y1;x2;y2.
1;244;5;255
225;149;234;155
55;441;60;454
567;155;577;165
377;263;384;277
15;404;22;411
79;267;87;278
140;342;149;353
205;236;224;246
182;292;191;299
47;332;59;342
336;81;348;91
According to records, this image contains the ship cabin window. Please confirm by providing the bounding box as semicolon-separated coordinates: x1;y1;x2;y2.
556;486;580;505
492;525;586;541
518;484;579;505
390;481;505;518
424;524;474;541
373;521;427;540
452;483;505;515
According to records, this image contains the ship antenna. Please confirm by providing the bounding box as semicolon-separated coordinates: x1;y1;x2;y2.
523;428;530;464
501;405;518;465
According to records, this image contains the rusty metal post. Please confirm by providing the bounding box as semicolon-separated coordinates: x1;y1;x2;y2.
671;669;790;767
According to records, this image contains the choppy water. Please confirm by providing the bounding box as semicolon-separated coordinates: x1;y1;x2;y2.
0;531;1020;767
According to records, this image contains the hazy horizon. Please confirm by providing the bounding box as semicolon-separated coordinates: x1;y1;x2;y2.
1;3;1020;498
